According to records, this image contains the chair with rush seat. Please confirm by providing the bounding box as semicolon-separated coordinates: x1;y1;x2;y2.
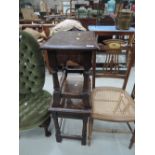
19;31;52;136
89;39;135;148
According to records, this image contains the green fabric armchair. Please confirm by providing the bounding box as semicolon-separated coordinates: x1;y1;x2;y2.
19;31;52;136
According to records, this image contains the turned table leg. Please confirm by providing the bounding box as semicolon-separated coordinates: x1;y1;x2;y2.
81;117;88;145
52;112;62;143
48;51;61;107
82;52;92;109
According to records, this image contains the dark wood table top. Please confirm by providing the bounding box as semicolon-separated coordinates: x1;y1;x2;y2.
40;31;99;51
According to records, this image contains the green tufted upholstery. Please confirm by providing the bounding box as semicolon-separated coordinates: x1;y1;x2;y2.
19;31;52;131
19;31;45;94
19;91;52;130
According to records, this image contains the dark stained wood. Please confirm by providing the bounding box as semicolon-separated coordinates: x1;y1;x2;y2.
41;31;99;51
49;77;91;144
48;50;61;107
129;129;135;149
52;112;62;142
61;135;82;140
131;84;135;100
82;117;88;145
40;31;98;145
39;116;51;137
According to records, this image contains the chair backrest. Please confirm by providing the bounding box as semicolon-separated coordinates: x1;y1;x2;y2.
92;39;134;90
19;31;45;94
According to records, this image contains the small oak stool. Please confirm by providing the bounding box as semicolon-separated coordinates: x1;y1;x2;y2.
41;31;99;145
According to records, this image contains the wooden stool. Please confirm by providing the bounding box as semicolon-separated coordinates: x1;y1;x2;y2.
41;31;99;145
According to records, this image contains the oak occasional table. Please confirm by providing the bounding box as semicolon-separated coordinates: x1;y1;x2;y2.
41;31;99;145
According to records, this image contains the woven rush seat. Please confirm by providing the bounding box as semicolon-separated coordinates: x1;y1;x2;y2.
92;87;135;122
20;90;52;130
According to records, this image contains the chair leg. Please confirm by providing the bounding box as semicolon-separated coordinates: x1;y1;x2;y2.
126;122;133;132
81;117;88;145
40;116;51;137
129;129;135;149
88;117;94;145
